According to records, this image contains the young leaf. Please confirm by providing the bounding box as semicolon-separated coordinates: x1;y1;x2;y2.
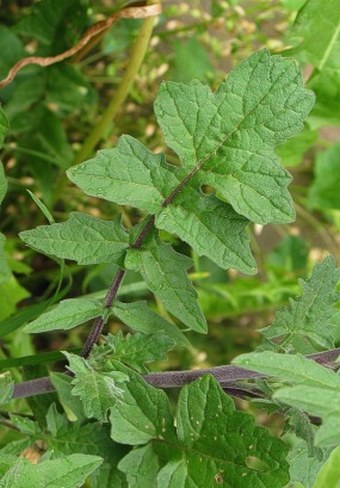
0;454;103;488
259;256;340;353
155;49;314;224
274;387;340;447
111;300;190;346
125;239;207;333
0;372;14;406
96;331;176;373
114;367;290;487
19;212;129;265
156;187;257;274
234;351;340;447
312;445;340;488
23;297;103;333
63;352;129;422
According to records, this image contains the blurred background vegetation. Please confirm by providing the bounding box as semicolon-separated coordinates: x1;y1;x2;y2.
0;0;339;432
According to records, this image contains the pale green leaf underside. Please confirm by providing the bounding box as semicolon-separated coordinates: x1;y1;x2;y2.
111;300;189;346
23;297;103;333
155;49;314;224
19;212;129;265
274;387;340;447
116;371;289;487
64;352;129;422
125;240;207;333
260;256;340;353
0;454;102;488
234;351;340;390
235;350;340;447
312;445;340;488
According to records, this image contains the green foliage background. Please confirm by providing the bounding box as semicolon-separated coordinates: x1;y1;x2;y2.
0;0;339;487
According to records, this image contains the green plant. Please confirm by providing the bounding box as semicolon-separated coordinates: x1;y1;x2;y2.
1;1;340;487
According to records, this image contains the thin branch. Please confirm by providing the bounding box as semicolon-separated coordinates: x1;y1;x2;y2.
12;347;340;399
72;2;160;165
80;216;155;357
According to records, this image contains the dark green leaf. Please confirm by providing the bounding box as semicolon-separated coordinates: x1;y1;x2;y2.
115;370;290;487
45;405;128;488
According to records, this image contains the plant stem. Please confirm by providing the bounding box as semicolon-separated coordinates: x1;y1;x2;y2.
72;6;158;166
80;215;155;358
12;347;340;399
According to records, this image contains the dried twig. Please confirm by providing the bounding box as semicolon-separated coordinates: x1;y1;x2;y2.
0;3;161;89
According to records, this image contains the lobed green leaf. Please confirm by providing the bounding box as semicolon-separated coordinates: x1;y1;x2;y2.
155;49;314;224
115;369;290;487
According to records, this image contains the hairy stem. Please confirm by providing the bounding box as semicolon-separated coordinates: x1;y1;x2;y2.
72;5;158;166
12;347;340;399
80;215;155;357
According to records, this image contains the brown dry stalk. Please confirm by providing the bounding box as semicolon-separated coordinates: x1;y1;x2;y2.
0;3;161;89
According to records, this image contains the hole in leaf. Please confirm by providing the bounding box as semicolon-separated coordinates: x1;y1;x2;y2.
200;184;214;195
245;456;270;472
